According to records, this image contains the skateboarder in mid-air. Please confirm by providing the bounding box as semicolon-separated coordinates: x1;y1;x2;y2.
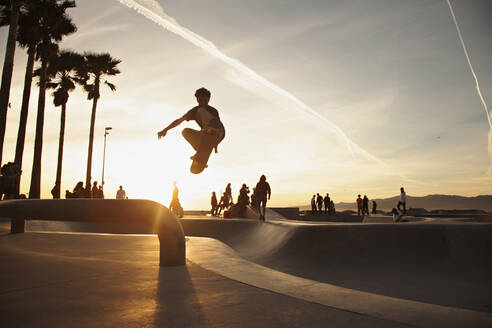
157;88;225;174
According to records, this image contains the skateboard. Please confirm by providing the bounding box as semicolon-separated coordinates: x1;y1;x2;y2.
190;131;217;174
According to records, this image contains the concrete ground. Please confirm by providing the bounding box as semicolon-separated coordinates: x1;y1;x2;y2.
1;224;410;328
1;213;491;327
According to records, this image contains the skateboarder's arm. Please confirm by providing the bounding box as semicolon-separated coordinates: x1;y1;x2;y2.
267;184;271;200
157;115;186;138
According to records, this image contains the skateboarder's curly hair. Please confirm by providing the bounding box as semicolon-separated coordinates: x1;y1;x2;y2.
195;87;211;98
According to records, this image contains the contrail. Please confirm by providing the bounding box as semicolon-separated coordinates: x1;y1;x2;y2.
446;0;492;154
115;0;390;167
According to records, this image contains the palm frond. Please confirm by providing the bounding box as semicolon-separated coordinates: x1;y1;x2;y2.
83;83;94;93
17;0;76;51
33;66;41;77
45;82;58;90
78;52;121;99
104;81;116;92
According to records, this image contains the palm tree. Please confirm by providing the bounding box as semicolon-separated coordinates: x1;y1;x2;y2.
43;50;83;198
0;0;22;165
28;0;76;199
78;53;121;196
13;0;75;196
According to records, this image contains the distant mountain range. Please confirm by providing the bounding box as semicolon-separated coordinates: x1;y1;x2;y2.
334;195;492;212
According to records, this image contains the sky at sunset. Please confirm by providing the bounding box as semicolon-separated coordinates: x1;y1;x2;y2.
1;0;491;209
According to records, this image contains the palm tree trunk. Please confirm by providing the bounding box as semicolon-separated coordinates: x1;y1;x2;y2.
29;58;48;199
0;0;21;165
85;79;100;198
53;103;66;199
13;46;36;196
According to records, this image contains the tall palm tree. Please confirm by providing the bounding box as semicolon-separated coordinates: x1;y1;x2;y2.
13;0;75;196
0;0;22;165
43;50;83;198
78;52;121;196
28;0;76;199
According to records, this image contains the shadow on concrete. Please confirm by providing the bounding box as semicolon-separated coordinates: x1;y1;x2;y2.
154;264;206;327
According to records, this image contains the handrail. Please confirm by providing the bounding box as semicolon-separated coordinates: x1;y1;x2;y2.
0;199;185;266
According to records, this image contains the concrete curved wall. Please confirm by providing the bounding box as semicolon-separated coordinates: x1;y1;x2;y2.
180;218;492;312
0;199;185;266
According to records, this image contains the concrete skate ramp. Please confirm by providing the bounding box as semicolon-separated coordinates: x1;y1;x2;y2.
181;218;492;312
0;199;185;266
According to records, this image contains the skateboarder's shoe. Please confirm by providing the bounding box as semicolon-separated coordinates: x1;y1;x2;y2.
190;155;208;168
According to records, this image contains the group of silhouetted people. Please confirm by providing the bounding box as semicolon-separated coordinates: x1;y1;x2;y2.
356;194;370;216
310;193;335;215
355;187;408;222
356;195;380;217
63;181;129;199
211;175;271;221
64;181;104;199
211;183;233;216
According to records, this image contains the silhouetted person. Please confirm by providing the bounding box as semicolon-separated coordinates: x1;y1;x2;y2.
363;195;369;216
169;181;183;218
397;187;406;214
157;88;225;173
255;175;271;221
0;162;20;200
356;194;363;216
217;192;230;215
211;192;218;216
311;195;316;214
83;184;91;198
225;183;233;205
323;193;331;214
75;182;85;198
392;208;407;223
330;200;335;215
66;181;85;198
316;193;323;213
98;185;104;199
251;188;258;208
372;200;377;214
92;181;99;199
238;183;250;206
116;185;126;199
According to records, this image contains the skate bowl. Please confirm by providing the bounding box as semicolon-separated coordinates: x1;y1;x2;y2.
180;217;492;313
6;203;491;313
0;199;185;266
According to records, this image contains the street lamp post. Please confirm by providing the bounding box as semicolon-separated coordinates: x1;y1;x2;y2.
101;127;112;192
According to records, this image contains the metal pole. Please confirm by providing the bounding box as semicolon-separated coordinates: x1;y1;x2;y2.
101;132;106;192
101;127;111;192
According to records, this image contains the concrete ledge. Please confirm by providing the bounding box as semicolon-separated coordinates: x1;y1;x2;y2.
0;199;185;266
